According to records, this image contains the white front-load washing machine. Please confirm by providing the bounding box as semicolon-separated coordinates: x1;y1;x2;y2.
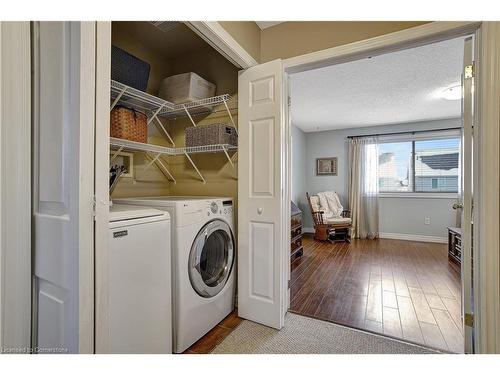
114;196;236;353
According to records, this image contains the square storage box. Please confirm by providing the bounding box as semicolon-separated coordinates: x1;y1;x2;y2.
111;46;151;92
185;124;238;147
158;72;216;104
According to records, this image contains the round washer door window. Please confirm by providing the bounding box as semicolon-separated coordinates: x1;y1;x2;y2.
188;219;235;298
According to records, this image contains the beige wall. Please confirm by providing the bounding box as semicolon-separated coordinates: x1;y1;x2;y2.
219;21;261;62
260;21;429;62
219;21;430;63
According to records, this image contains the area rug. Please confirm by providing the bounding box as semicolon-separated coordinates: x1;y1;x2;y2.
212;313;439;354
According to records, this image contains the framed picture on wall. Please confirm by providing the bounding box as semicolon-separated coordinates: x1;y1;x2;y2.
316;157;338;176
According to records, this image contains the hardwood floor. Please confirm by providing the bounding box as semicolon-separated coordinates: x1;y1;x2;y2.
183;310;243;354
290;234;463;353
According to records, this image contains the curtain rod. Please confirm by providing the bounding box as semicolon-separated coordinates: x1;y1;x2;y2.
346;127;462;139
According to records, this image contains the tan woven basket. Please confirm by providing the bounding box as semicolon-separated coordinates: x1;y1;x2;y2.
110;106;147;143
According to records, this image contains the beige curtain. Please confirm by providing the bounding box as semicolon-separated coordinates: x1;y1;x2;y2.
348;137;379;239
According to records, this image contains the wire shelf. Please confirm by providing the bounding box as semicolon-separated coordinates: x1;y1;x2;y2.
110;80;175;114
110;80;234;120
110;137;237;156
175;143;238;155
159;94;232;119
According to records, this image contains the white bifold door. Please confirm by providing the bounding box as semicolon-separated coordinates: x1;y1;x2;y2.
238;59;290;329
32;22;96;353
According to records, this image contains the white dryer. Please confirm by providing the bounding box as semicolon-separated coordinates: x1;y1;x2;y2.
108;204;172;354
114;196;236;353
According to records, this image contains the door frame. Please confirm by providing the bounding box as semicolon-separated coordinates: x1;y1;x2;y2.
0;21;31;352
281;21;500;354
94;21;111;354
200;20;500;353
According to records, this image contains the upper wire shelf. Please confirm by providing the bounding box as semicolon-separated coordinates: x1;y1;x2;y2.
111;80;175;113
110;80;234;120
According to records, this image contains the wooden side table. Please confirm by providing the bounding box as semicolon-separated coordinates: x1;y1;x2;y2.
447;226;462;266
291;202;303;260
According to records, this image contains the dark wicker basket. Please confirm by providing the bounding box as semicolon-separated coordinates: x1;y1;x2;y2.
110;106;148;143
185;124;238;147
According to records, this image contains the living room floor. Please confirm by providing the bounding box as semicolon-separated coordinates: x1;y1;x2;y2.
290;234;463;353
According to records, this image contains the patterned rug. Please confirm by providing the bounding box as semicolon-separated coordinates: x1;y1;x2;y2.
212;313;439;354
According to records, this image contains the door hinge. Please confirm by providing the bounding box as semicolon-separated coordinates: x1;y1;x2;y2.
465;63;474;79
464;313;474;327
288;96;291;107
92;195;97;219
288;280;291;289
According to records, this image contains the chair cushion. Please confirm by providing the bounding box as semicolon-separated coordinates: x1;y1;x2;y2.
324;217;352;225
310;195;321;212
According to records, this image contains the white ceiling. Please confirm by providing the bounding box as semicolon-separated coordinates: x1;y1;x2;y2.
255;21;284;30
290;37;466;132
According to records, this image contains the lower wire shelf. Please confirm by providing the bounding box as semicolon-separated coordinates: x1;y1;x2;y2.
110;137;238;184
110;137;237;156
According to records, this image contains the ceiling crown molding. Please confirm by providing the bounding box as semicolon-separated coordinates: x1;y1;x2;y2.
185;21;258;69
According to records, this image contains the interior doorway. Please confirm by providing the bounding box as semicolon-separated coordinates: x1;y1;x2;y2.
287;34;475;353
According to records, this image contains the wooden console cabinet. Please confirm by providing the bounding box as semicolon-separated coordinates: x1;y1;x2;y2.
448;226;462;266
291;202;303;260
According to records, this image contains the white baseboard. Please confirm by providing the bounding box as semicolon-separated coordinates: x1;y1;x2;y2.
379;232;447;243
301;228;446;244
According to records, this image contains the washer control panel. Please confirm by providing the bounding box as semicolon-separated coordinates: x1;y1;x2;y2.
206;199;233;216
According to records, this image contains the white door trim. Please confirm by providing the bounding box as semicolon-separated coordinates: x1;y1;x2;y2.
283;21;500;354
283;21;480;72
77;21;97;354
0;21;31;352
474;22;500;354
185;21;258;69
94;21;111;354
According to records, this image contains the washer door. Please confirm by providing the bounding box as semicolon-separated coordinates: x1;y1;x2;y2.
188;219;235;298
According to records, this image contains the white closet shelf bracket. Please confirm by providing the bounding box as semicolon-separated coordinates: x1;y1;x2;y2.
144;153;161;171
145;152;176;184
221;145;234;168
183;152;206;184
183;104;197;127
110;146;124;163
222;98;237;133
153;116;175;146
110;86;127;111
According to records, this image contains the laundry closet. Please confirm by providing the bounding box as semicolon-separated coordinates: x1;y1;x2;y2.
109;21;239;201
101;21;240;354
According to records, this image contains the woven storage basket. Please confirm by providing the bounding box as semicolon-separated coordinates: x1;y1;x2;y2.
185;124;238;147
110;106;148;143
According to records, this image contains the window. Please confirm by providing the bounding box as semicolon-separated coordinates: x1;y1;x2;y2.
378;136;460;193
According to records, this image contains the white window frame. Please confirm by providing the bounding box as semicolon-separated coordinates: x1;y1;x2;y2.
377;132;462;196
